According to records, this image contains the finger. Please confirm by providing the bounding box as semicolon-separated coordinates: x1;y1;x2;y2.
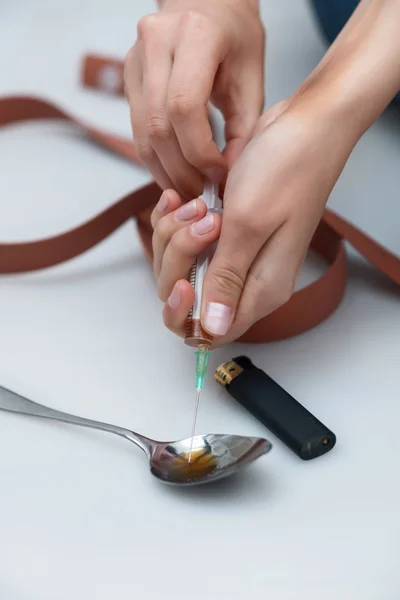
200;208;271;338
142;38;204;199
162;279;194;338
140;23;204;199
228;218;313;342
167;14;226;177
218;62;265;167
158;211;222;302
125;43;174;190
153;198;208;278
150;189;182;230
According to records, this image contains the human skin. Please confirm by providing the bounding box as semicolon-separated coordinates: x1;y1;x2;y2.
124;0;264;199
126;0;400;346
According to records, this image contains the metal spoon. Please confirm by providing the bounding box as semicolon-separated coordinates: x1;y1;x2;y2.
0;385;272;486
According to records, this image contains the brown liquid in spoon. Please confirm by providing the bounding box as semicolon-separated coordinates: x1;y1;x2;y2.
169;447;218;482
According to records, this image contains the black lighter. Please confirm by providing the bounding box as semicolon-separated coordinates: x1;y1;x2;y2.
214;355;336;460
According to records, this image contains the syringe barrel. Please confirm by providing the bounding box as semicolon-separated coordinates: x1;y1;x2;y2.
184;180;222;349
184;252;214;348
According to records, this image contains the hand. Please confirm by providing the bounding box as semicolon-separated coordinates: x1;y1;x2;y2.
150;0;400;346
151;91;359;346
150;188;223;332
124;0;265;200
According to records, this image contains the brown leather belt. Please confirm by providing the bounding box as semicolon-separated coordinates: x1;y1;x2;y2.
1;53;399;344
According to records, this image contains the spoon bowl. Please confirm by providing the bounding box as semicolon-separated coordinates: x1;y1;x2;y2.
0;385;272;487
150;434;271;485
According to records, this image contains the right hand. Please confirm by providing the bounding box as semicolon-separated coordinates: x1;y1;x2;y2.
124;0;265;200
151;93;357;345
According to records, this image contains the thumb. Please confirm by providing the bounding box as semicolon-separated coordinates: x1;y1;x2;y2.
200;220;263;337
217;64;264;167
200;259;244;338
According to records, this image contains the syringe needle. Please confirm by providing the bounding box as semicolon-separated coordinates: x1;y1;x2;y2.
188;388;201;463
188;346;210;463
184;179;221;463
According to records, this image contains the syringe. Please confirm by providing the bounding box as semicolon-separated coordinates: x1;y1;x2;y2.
184;179;222;462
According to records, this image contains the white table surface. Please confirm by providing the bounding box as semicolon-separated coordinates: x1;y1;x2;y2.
0;1;399;599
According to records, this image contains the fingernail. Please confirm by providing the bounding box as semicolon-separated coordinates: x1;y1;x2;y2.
191;213;214;235
203;302;232;336
168;283;181;310
156;191;168;213
175;199;197;221
204;168;223;184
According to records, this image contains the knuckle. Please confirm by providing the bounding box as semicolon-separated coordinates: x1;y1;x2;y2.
147;114;172;142
153;217;170;245
209;265;245;297
136;139;154;164
179;10;209;33
169;231;186;255
181;143;207;168
168;93;196;121
137;14;160;40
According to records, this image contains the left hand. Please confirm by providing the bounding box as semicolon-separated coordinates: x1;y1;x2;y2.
124;0;265;200
151;92;358;346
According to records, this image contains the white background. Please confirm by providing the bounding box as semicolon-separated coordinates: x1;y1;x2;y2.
0;1;399;599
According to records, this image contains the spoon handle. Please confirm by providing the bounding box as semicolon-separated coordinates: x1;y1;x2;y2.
0;385;152;455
